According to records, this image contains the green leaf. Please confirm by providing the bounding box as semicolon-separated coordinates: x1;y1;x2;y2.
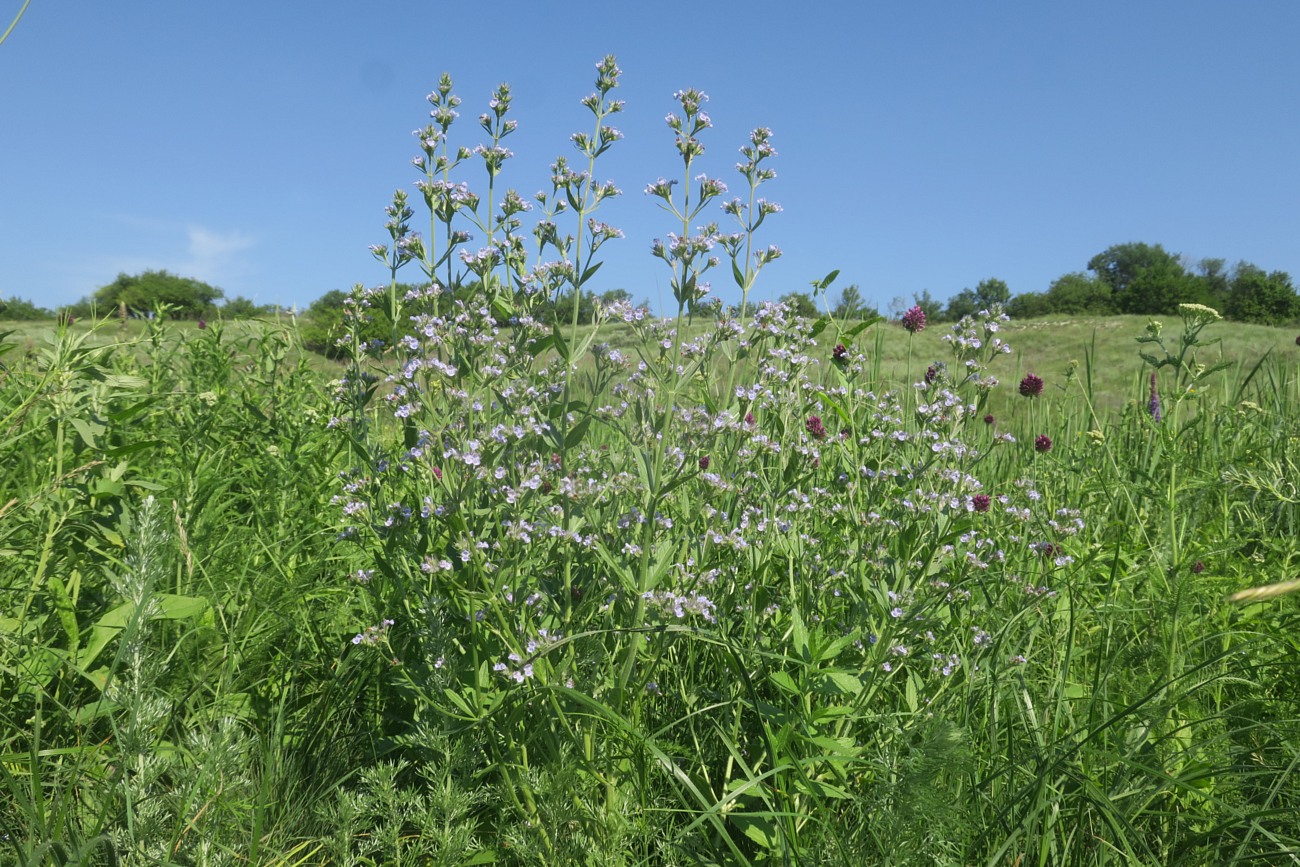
793;774;854;799
904;670;920;712
817;389;854;431
818;630;860;662
578;260;603;286
790;608;810;663
78;594;211;672
730;811;782;849
564;417;591;450
813;269;840;291
47;575;79;658
527;332;555;358
490;294;513;324
847;315;884;336
769;670;799;695
106;395;164;424
550;322;570;362
818;670;863;696
69;417;103;449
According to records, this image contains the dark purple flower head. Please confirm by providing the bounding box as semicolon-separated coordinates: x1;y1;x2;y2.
698;454;710;470
1019;374;1044;398
1295;334;1300;346
805;415;827;441
197;318;207;330
1192;560;1206;574
924;365;938;384
983;414;995;425
832;343;848;362
1147;372;1162;422
744;411;755;426
901;305;927;334
1034;434;1053;453
972;493;991;512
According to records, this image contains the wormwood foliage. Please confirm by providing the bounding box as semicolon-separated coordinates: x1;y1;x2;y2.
2;58;1299;866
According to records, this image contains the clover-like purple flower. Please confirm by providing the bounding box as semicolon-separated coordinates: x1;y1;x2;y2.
1034;434;1053;453
901;305;927;334
1019;374;1044;398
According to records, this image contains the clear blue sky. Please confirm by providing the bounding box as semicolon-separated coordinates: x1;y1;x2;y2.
4;2;1299;315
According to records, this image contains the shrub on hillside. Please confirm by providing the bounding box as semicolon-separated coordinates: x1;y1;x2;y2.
1224;266;1300;325
0;296;54;320
301;289;394;359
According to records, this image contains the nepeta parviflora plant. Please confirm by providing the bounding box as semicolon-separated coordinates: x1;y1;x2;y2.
328;58;1069;861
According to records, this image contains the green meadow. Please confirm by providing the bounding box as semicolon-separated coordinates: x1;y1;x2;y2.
2;303;1298;865
4;56;1300;867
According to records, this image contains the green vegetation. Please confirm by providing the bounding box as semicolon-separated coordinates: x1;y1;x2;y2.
0;296;52;321
4;57;1298;864
2;302;1298;864
1004;243;1299;324
71;269;226;320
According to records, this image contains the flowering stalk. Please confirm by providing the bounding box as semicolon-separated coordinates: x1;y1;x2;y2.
647;88;725;324
413;74;475;291
718;127;782;327
717;127;782;408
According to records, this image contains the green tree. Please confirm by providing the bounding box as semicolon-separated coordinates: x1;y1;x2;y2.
221;295;276;319
1043;272;1115;315
301;288;393;359
942;278;1009;321
1224;263;1299;324
832;284;871;319
0;296;53;320
943;289;980;322
778;291;818;318
1195;258;1231;310
910;289;945;322
1086;242;1198;314
90;270;224;319
1006;291;1053;319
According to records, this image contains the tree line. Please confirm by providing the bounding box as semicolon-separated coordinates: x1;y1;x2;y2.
906;242;1299;325
4;241;1297;333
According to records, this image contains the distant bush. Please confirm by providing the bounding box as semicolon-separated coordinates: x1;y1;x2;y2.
222;295;278;319
73;269;224;320
300;288;394;359
1004;244;1299;324
1224;265;1300;325
0;296;53;320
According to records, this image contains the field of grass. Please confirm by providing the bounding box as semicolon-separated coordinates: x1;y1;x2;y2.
2;301;1298;865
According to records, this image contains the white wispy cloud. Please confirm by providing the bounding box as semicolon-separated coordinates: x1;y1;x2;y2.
182;226;256;285
46;217;260;306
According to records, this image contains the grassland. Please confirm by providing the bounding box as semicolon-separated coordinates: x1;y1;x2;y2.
1;306;1298;865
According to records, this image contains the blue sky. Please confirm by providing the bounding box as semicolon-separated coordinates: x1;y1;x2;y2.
4;2;1299;315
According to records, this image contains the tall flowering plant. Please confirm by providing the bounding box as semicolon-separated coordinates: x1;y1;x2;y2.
326;61;1070;859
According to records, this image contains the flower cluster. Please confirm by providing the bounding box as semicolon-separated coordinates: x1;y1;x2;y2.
805;415;828;441
352;619;395;646
1019;374;1044;398
641;590;717;623
901;305;927;334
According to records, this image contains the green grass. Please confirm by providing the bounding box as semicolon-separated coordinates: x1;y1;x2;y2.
1;307;1298;865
